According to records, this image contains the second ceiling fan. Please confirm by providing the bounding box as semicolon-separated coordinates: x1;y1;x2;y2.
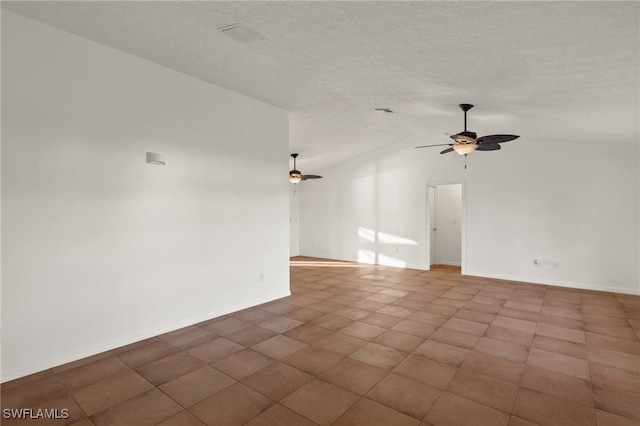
289;153;322;183
416;104;520;155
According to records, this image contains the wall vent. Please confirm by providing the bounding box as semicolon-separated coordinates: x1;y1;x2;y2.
218;24;265;43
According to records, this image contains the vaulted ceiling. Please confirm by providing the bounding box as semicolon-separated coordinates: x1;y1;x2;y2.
4;1;639;171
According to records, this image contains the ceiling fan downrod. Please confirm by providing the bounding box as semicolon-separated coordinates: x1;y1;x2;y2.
460;103;473;132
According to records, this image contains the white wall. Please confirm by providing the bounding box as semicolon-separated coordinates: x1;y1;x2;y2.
299;135;639;295
1;11;290;381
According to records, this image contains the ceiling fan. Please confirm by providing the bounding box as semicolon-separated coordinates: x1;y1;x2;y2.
415;104;519;156
289;153;323;183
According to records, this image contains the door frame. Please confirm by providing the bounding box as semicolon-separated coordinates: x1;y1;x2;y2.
426;181;466;274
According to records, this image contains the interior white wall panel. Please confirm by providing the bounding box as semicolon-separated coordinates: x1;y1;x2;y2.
299;136;639;295
1;11;290;381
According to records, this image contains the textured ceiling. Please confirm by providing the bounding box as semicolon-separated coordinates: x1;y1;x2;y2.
3;1;639;172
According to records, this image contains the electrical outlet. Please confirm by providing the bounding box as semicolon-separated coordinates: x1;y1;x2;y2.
259;272;264;283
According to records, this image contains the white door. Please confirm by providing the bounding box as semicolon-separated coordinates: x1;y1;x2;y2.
428;186;438;265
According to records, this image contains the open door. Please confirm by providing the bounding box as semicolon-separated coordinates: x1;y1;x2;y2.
428;183;463;267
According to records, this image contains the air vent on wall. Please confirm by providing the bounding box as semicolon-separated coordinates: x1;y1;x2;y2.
218;24;265;43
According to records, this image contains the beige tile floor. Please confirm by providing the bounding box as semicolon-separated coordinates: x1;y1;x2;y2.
2;257;639;425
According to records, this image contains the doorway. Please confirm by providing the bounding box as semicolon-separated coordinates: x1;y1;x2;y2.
428;183;463;267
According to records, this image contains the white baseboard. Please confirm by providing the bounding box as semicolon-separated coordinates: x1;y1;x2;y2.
1;290;291;383
464;270;640;296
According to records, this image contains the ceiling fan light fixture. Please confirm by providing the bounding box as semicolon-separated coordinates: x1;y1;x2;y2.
453;144;478;155
289;171;303;184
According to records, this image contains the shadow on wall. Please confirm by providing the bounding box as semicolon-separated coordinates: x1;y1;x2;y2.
357;227;418;267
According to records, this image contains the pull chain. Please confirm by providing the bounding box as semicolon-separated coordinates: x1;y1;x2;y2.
464;154;468;170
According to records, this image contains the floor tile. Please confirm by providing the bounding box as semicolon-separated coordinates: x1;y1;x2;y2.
538;313;584;330
245;404;318;426
595;409;640;426
593;384;640;421
202;318;251;336
374;330;424;353
311;314;354;330
492;316;537;333
242;362;313;401
408;311;449;327
513;388;596;426
224;325;277;346
527;348;590;380
350;342;407;370
443;318;489;336
282;379;359;425
430;327;481;349
454;309;496;324
520;365;593;406
90;389;182;426
189;383;273;426
320;358;387;395
392;319;438;338
233;308;276;324
283;324;334;343
339;321;387;340
377;305;415;318
584;324;637;340
262;301;298;315
425;392;510;426
284;307;325;322
159;366;235;408
282;345;343;375
465;301;503;314
156;411;206;426
498;307;540;323
485;325;534;347
360;312;404;328
474;337;529;363
137;352;206;386
211;348;274;380
367;373;439;420
585;332;640;354
187;337;245;363
251;335;307;360
588;346;640;372
332;397;421;426
413;340;470;366
461;351;525;385
1;374;69;409
446;368;518;412
589;362;640;394
56;356;131;392
257;316;304;333
116;340;180;368
334;306;373;321
531;335;587;359
158;326;216;350
535;323;586;344
313;332;368;356
393;354;457;389
72;370;154;415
